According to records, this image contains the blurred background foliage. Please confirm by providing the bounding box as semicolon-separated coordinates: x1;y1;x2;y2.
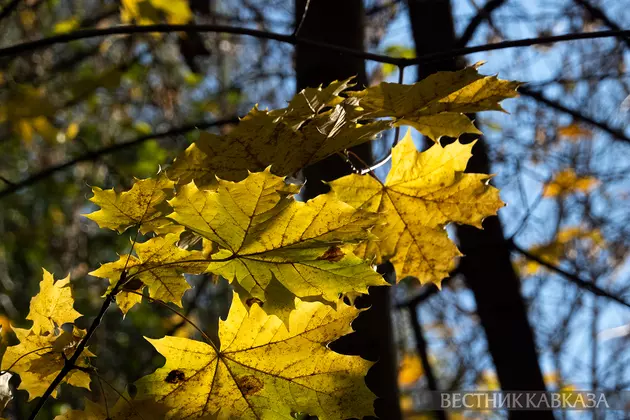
0;0;629;419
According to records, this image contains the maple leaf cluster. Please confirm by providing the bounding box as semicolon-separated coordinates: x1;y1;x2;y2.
0;64;517;419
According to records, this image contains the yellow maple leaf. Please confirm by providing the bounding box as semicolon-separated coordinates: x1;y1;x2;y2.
89;233;208;313
84;175;174;234
54;397;171;420
1;328;92;400
543;168;599;197
348;63;520;141
135;291;375;419
167;169;387;318
168;100;390;186
26;268;81;334
329;130;504;285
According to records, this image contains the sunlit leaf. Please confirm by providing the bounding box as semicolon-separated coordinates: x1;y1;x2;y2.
89;233;208;313
1;328;92;400
135;292;375;419
348;63;519;141
26;268;81;334
329;130;503;285
167;169;387;318
84;175;174;234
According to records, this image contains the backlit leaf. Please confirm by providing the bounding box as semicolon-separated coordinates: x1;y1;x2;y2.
329;130;504;285
167;169;387;317
348;63;519;141
26;268;81;334
135;292;375;419
1;328;92;400
89;233;208;313
84;175;174;233
168;106;389;186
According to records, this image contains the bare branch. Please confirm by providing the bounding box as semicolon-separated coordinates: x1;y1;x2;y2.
574;0;630;48
0;23;628;68
0;0;20;23
509;239;630;310
457;0;507;48
520;87;630;145
0;117;238;199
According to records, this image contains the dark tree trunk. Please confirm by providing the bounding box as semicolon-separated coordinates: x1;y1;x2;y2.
406;1;553;419
294;1;401;419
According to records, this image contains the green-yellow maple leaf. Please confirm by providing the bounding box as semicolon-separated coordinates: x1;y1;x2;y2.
89;233;208;314
84;175;174;234
54;397;171;420
1;328;92;400
329;130;504;285
168;103;390;186
167;169;387;317
135;291;375;420
348;63;520;141
26;268;81;334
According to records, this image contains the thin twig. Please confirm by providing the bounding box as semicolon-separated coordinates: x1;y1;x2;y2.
345;149;384;185
28;275;122;419
509;239;630;309
573;0;630;48
407;304;447;420
29;231;142;419
0;0;20;23
2;347;53;373
0;174;15;186
166;275;213;336
125;290;215;347
391;65;406;147
520;87;630;145
94;375;110;419
456;0;507;48
293;0;311;37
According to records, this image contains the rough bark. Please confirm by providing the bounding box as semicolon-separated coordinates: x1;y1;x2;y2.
406;1;553;419
294;1;401;419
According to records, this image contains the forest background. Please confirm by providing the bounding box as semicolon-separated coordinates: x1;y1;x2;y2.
0;0;629;419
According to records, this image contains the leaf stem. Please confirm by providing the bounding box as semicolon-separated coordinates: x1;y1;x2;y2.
124;290;217;350
28;264;134;418
2;346;54;373
391;65;406;148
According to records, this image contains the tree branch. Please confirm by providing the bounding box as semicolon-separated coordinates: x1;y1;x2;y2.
0;0;20;23
509;239;630;310
520;87;630;144
27;271;126;420
407;304;447;420
0;117;238;199
573;0;630;48
456;0;507;48
0;23;628;68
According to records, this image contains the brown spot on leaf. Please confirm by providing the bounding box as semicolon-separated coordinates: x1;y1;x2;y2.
316;246;344;262
165;369;186;384
246;297;263;307
236;375;263;396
